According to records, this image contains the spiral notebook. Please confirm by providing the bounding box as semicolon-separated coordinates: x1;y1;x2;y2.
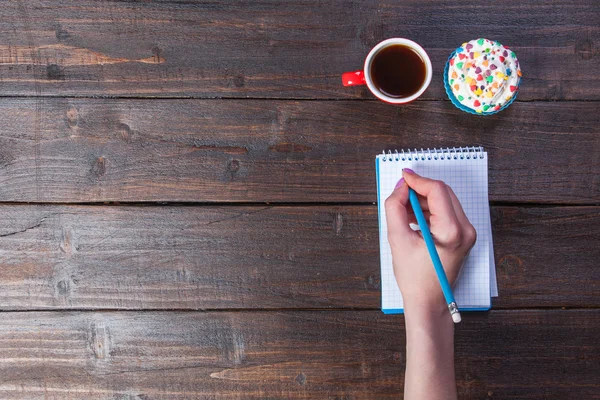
376;147;498;314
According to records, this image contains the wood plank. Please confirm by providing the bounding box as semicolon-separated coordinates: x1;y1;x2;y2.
0;205;597;310
0;0;597;99
0;310;597;399
0;99;598;204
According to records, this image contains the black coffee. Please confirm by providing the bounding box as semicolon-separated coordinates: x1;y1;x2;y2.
370;45;426;98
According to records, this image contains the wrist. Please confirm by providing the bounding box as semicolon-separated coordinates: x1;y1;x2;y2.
403;299;451;329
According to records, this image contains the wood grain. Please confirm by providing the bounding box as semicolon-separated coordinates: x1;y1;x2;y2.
0;205;597;310
0;0;597;99
0;99;597;204
0;310;597;399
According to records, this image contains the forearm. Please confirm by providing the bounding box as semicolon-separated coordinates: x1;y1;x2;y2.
403;302;457;400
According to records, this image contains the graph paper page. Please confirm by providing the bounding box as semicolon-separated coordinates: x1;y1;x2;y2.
376;150;493;312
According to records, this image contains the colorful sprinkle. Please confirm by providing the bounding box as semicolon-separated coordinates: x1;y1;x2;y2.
448;38;521;113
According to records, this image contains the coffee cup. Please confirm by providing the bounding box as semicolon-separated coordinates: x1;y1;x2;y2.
342;38;432;104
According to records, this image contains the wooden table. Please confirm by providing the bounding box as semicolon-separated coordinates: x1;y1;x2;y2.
0;1;598;399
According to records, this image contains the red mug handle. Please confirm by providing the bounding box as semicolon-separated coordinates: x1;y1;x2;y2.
342;70;366;87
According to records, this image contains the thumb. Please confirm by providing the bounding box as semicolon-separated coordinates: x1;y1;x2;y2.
384;178;417;241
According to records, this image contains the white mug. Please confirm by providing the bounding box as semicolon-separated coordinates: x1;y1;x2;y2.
342;38;432;104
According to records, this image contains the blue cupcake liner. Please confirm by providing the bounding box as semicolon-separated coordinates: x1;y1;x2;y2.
444;50;521;116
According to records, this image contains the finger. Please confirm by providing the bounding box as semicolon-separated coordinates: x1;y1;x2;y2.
446;185;477;248
402;169;458;225
445;185;470;227
384;178;418;240
413;193;429;212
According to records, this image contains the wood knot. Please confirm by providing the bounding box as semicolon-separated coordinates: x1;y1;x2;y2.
233;75;245;88
295;372;307;386
498;254;525;276
119;123;132;142
66;105;79;128
56;279;70;296
228;159;240;173
56;26;71;41
91;157;106;178
46;64;65;80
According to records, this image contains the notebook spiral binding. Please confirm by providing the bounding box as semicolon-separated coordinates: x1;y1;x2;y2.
381;146;485;162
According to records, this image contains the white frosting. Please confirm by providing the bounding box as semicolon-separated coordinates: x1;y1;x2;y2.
447;38;521;113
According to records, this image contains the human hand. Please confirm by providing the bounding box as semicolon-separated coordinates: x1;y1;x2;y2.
384;169;476;313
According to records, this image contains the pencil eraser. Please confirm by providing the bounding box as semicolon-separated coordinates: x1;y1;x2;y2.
452;312;462;323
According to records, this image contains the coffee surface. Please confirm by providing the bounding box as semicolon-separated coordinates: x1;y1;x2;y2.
370;45;426;98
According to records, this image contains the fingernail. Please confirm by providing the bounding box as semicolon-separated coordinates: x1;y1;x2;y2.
394;178;405;189
403;168;415;174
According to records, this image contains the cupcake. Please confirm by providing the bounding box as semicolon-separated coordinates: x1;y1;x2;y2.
445;38;522;115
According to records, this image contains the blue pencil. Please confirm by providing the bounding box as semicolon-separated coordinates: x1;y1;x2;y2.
408;188;462;323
